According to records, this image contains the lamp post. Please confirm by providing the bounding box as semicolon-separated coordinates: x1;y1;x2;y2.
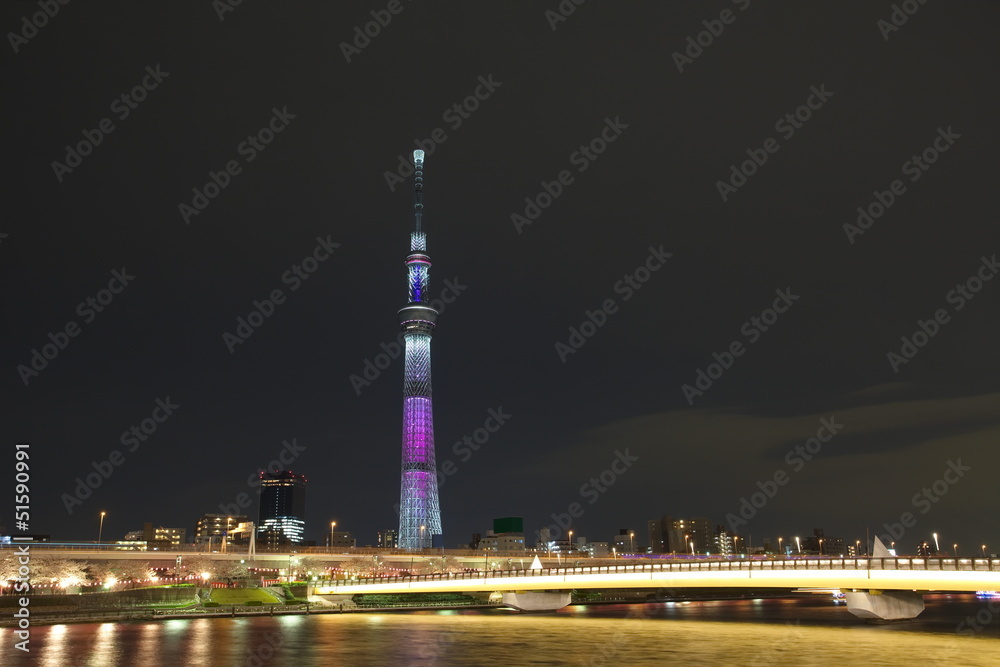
568;530;573;554
818;539;824;556
689;541;694;555
795;536;801;554
420;525;426;551
630;531;635;554
98;511;106;545
953;544;958;558
932;532;940;553
612;547;617;561
983;545;987;558
856;540;861;557
778;537;783;556
330;521;336;549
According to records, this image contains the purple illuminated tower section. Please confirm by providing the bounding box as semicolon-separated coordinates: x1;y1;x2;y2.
397;149;442;550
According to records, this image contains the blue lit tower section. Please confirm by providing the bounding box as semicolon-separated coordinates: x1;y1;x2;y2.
397;149;442;550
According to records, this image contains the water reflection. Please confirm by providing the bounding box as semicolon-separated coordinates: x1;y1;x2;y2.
13;596;998;666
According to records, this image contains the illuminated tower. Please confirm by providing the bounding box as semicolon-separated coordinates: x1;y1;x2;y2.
397;149;442;549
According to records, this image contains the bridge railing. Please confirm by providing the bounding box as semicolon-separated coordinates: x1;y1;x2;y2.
319;557;999;587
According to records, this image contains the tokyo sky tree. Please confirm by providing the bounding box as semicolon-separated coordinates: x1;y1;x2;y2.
397;149;442;549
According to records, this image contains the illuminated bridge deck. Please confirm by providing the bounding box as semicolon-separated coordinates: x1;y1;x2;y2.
315;557;1000;595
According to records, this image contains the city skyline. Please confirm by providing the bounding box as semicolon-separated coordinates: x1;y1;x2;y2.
3;2;997;556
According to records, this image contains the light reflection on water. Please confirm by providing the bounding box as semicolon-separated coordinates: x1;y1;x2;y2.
9;596;998;666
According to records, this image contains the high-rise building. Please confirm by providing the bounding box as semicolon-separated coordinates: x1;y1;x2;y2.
396;149;443;550
479;517;526;552
257;471;307;546
802;528;845;556
663;516;712;554
329;531;354;548
714;525;735;557
378;529;398;549
612;529;638;553
647;519;666;553
123;523;186;549
194;514;248;547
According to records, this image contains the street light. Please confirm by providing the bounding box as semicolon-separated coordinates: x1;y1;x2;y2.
983;544;988;558
420;525;426;550
612;547;617;561
689;541;694;555
568;530;573;553
330;521;336;549
630;531;635;554
932;532;940;553
98;511;106;545
953;543;958;557
733;536;740;556
778;537;783;555
818;539;824;556
795;536;801;554
856;540;861;557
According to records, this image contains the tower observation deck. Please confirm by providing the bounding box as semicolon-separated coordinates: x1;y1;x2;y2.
397;149;442;550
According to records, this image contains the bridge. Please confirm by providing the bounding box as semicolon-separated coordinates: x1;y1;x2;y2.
315;556;1000;619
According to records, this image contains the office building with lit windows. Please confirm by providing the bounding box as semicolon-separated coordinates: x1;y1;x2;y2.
194;514;248;547
257;471;307;546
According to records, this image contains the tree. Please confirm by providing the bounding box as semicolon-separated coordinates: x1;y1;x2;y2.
0;551;21;584
180;557;217;582
216;560;249;583
111;561;155;589
296;557;328;580
26;555;88;590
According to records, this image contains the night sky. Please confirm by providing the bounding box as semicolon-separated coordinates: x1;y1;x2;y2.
3;1;998;554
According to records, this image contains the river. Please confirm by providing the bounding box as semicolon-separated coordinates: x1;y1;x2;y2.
4;594;998;666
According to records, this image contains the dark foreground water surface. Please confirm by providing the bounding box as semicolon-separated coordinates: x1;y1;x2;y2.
4;595;998;666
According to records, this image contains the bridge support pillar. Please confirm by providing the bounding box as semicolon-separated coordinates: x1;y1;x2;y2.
845;591;924;621
501;591;572;612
